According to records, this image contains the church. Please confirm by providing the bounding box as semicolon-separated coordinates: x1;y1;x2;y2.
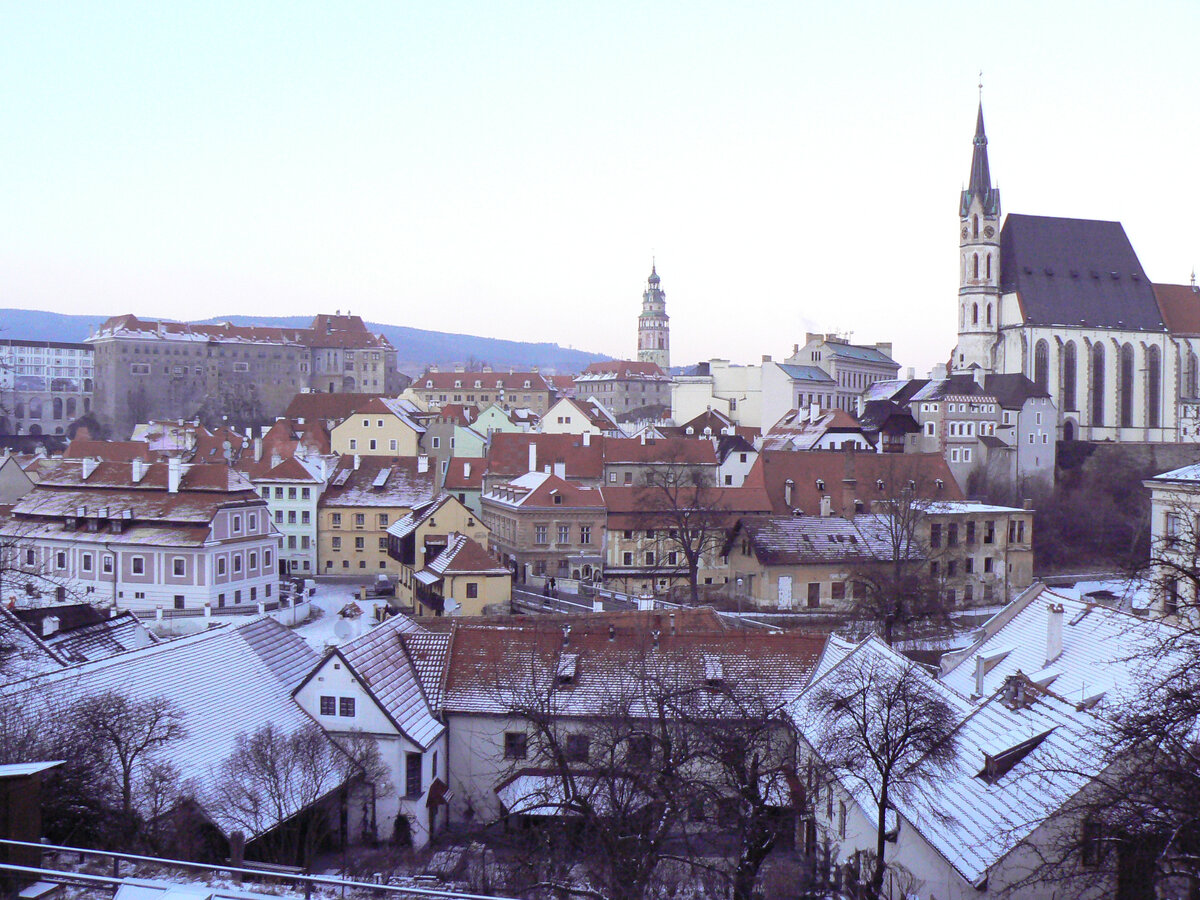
952;103;1200;443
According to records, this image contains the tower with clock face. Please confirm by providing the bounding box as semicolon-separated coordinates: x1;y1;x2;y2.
953;102;1003;374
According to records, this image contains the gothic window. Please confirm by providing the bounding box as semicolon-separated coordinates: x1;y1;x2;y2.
1090;343;1105;426
1147;345;1161;429
973;254;979;279
986;303;993;325
1119;344;1135;428
52;398;63;419
1033;340;1049;393
986;253;992;279
1188;348;1199;398
1061;341;1078;412
973;215;979;238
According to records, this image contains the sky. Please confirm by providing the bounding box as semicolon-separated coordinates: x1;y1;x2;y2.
3;2;1200;376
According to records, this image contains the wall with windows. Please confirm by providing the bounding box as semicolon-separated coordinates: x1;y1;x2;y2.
331;414;421;457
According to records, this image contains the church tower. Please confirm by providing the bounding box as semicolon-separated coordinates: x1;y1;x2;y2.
953;102;1002;374
637;263;670;370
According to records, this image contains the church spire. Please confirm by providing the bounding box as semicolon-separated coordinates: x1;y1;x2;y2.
961;101;1000;217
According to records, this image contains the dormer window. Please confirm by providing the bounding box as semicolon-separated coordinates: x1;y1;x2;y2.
474;380;482;388
876;479;885;491
815;479;825;491
557;653;578;685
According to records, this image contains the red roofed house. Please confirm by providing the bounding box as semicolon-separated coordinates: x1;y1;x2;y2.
330;397;426;457
572;360;671;420
0;458;281;623
481;471;607;583
386;495;494;611
483;432;606;492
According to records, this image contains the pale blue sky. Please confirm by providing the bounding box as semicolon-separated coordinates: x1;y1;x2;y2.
3;2;1199;374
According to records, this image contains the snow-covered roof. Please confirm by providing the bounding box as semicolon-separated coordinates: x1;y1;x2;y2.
792;635;1104;887
322;614;444;750
1;617;342;840
0;606;66;684
939;583;1178;705
44;611;157;664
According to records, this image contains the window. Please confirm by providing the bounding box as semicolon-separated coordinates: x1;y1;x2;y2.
132;556;145;575
389;439;397;451
249;551;258;569
645;551;655;565
466;582;479;599
379;514;389;527
332;513;342;527
349;439;358;450
82;553;93;572
984;556;994;573
966;521;976;544
580;525;591;544
504;732;527;759
369;439;377;451
930;523;942;548
984;520;995;544
558;524;570;544
355;537;365;550
332;536;342;550
623;551;633;566
232;515;242;534
320;696;336;716
432;436;441;449
406;752;423;796
535;524;548;544
566;733;590;762
355;513;365;527
233;555;243;573
339;697;355;717
174;595;185;610
838;800;847;839
173;557;185;576
217;558;227;576
947;524;958;546
301;487;311;500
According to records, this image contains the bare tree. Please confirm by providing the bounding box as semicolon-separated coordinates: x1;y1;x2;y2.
636;456;730;604
844;460;952;645
73;691;187;823
212;721;381;865
801;648;959;900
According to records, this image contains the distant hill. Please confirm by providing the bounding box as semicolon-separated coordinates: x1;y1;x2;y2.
0;309;609;374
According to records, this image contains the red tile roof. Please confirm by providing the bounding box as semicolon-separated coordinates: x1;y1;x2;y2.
416;371;552;393
487;432;606;480
580;360;666;378
747;450;963;515
94;313;392;350
443;457;484;491
1154;283;1200;335
427;534;509;576
285;392;393;425
484;472;607;510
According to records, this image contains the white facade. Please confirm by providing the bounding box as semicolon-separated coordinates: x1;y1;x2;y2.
671;360;764;429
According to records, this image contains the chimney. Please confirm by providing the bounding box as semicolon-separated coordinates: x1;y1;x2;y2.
528;442;537;473
167;456;182;494
254;438;263;462
1046;602;1064;664
131;458;147;484
553;461;566;479
875;342;892;359
582;432;590;446
784;478;794;509
270;452;282;469
793;343;799;354
669;612;676;635
418;455;430;474
810;402;820;422
841;478;857;518
761;354;772;363
820;495;833;517
81;457;99;479
353;454;361;471
906;367;915;380
974;655;986;696
42;615;60;638
640;433;646;445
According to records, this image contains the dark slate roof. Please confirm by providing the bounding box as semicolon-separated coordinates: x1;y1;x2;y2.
857;400;919;434
983;374;1050;410
999;214;1163;331
862;379;929;405
961;103;1000;217
909;376;990;402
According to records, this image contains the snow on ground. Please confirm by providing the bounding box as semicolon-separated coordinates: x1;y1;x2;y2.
291;580;394;651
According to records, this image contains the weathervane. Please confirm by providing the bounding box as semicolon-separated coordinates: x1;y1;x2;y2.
978;70;983;99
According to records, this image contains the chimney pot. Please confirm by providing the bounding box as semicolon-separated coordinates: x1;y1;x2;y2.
1046;602;1065;664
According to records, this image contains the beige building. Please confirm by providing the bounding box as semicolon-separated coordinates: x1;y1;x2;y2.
412;368;555;416
386;495;492;607
330;397;425;457
411;534;512;617
317;456;438;575
480;470;607;583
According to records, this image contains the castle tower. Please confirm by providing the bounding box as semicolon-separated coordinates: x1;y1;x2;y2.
637;263;670;370
952;102;1002;374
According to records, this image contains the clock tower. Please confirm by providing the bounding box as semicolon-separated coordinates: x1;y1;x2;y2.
637;263;670;370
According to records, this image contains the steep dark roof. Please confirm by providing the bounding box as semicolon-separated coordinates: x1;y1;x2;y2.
983;374;1050;409
1154;283;1200;335
999;214;1163;330
961;103;1000;217
857;400;919;434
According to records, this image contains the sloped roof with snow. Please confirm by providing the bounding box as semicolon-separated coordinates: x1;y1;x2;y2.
322;614;444;749
426;534;509;576
0;607;66;684
1;618;340;839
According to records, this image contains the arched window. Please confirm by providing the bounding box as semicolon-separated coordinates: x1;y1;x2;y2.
1091;343;1105;426
52;398;63;420
1061;341;1077;412
84;378;93;392
973;215;979;238
1034;340;1050;392
986;254;992;279
972;303;979;325
1188;348;1199;398
14;401;24;419
66;398;77;418
1119;344;1135;428
28;399;42;419
973;254;979;279
986;303;993;325
1147;345;1161;429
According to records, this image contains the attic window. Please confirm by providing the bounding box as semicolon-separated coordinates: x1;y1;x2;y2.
976;729;1055;785
876;479;885;491
702;654;724;687
935;479;944;490
815;479;825;491
557;653;579;685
